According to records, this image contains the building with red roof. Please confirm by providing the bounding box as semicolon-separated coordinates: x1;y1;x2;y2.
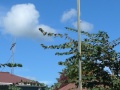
0;72;45;90
59;83;87;90
0;72;31;85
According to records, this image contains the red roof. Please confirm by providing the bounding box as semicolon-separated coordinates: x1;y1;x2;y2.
0;72;32;83
59;83;77;90
60;83;87;90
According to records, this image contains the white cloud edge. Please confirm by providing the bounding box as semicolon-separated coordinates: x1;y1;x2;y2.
39;80;53;86
72;20;94;31
61;8;77;23
61;8;93;31
26;76;53;86
0;3;56;40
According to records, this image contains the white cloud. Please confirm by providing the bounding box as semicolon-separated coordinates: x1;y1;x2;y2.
26;76;37;81
0;17;3;27
26;77;53;86
72;21;93;31
39;80;53;86
1;3;56;39
61;8;94;31
61;8;77;23
27;24;56;40
0;7;5;27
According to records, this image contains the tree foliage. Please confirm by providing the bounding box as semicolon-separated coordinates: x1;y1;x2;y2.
39;27;120;89
0;63;22;68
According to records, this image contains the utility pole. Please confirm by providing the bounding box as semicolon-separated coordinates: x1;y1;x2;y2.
77;0;82;90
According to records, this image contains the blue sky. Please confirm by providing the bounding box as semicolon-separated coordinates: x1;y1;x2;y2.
0;0;120;86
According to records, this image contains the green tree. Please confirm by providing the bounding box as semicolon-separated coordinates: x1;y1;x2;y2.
8;85;21;90
0;63;22;68
39;27;120;89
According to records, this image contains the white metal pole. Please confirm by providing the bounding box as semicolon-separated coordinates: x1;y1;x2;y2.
77;0;82;90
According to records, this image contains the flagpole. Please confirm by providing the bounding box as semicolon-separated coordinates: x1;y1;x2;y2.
77;0;82;90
